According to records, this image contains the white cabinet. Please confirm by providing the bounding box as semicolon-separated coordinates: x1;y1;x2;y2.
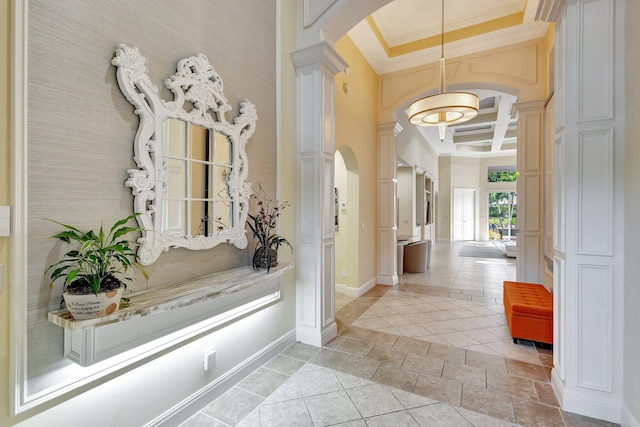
397;166;435;242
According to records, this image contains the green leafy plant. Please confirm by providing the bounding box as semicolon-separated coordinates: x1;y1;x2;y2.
45;214;148;298
246;185;293;271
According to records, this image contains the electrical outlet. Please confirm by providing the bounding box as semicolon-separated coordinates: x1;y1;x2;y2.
341;268;347;277
203;350;216;371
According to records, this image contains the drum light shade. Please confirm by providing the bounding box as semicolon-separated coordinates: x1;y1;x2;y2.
408;0;479;141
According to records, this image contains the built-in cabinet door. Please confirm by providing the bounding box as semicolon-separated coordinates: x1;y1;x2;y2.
453;189;475;241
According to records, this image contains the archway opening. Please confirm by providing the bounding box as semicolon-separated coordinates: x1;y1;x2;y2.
334;145;360;300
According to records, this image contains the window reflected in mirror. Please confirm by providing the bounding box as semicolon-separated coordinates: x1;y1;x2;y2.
162;118;234;238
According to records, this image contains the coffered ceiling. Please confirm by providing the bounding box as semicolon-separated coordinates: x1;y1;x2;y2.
346;0;549;157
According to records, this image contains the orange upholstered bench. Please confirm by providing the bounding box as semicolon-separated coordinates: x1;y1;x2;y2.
503;281;553;345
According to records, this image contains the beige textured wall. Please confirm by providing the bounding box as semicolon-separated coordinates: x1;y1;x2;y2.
624;0;640;422
334;35;379;289
1;0;11;422
4;1;296;425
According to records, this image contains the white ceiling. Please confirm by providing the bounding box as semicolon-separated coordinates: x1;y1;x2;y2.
346;0;549;158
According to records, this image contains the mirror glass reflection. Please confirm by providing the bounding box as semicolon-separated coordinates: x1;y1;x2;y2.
162;118;234;237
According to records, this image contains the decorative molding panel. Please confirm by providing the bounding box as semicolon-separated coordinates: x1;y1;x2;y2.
523;173;541;232
577;264;613;392
298;242;317;329
577;129;613;256
323;158;334;238
521;233;541;282
578;0;613;122
554;19;566;132
322;242;335;325
299;157;318;241
553;135;565;252
468;45;537;84
381;68;437;110
303;0;339;28
524;111;543;171
553;257;565;380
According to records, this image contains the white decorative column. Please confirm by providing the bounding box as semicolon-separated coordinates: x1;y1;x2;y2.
377;122;402;285
550;0;625;422
291;42;347;346
513;100;545;284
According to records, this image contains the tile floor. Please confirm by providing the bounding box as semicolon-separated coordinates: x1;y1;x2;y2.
180;241;619;427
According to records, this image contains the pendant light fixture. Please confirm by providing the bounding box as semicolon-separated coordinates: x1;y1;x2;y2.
408;0;479;141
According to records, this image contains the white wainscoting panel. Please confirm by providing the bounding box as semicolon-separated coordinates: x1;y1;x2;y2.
554;135;565;252
299;242;318;329
523;173;541;232
577;264;613;392
578;0;613;122
577;129;613;256
323;242;335;326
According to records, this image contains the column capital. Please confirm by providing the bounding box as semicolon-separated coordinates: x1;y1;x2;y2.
290;41;348;76
377;121;403;136
535;0;566;23
512;99;546;115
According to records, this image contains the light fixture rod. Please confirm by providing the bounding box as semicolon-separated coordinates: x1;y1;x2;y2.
407;0;479;135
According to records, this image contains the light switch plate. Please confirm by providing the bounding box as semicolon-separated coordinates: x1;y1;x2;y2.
204;350;216;371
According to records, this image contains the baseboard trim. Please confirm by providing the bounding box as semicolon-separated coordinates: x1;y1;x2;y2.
560;388;622;424
147;329;297;427
376;273;397;286
622;406;640;427
335;278;377;297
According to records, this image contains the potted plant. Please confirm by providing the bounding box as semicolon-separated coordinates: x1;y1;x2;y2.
246;185;293;272
45;214;148;320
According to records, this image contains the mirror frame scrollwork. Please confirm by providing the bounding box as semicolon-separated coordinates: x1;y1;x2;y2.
112;44;257;265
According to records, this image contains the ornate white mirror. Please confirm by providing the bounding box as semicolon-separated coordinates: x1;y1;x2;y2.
112;44;257;264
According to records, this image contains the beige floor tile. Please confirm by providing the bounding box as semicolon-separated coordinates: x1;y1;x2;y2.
534;381;560;407
337;337;375;356
465;350;508;373
409;402;472;426
392;336;431;355
257;399;313;427
236;367;290;398
402;352;445;376
304;390;361;426
345;384;404;418
413;372;463;406
366;344;408;366
486;370;538;400
442;360;487;387
507;359;550;382
372;363;420;391
293;366;343;396
201;387;264;426
461;384;516;422
513;398;565;427
263;354;306;376
364;411;420;427
439;331;481;348
461;328;504;345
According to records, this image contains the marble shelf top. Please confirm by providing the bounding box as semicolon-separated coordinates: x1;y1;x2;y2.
48;263;293;331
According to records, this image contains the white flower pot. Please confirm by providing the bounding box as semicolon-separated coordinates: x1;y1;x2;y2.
63;286;124;320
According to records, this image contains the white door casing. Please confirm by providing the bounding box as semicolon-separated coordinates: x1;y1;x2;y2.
453;188;475;241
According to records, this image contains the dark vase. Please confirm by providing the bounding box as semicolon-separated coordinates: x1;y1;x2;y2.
253;246;277;270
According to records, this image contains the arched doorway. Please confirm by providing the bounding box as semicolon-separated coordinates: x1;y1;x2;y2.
334;146;360;296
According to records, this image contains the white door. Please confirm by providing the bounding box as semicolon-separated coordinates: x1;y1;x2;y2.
453;189;475;241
